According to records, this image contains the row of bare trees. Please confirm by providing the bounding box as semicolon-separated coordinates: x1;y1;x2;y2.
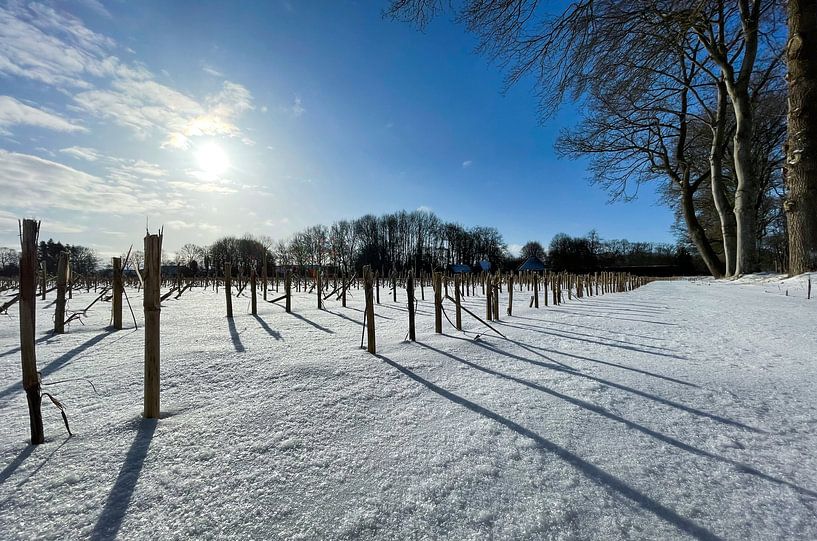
388;0;817;277
158;210;507;277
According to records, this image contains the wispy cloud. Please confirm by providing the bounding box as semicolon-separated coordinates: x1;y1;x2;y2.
0;149;177;214
0;3;254;149
60;146;101;161
0;96;86;134
201;64;223;77
462;160;473;168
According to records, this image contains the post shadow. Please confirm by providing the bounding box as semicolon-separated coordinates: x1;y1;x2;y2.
287;311;335;334
251;314;283;340
450;335;765;434
90;418;157;541
376;353;723;541
227;317;245;352
414;342;816;499
0;445;34;486
0;330;119;401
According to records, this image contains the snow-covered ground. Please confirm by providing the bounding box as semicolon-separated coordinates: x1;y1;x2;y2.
1;278;815;540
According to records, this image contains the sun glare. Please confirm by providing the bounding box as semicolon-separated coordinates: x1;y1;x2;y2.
195;142;229;179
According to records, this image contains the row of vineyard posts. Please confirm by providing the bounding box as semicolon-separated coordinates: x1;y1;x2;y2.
6;218;669;445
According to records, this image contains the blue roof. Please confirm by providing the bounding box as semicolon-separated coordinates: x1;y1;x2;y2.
450;263;471;273
517;255;546;271
479;260;491;271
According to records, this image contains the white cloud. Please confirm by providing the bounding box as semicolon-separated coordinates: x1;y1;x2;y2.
0;3;254;149
60;146;100;161
462;160;473;168
0;96;87;133
0;149;174;214
202;64;223;77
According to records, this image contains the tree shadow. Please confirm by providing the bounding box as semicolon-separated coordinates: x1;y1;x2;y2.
450;335;765;434
325;310;362;326
0;333;56;358
251;315;283;340
376;353;723;541
415;342;816;499
227;317;245;352
90;417;157;541
287;311;335;334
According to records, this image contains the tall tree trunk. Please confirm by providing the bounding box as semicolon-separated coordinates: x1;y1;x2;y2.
786;0;817;274
731;94;759;275
710;80;738;276
681;184;724;277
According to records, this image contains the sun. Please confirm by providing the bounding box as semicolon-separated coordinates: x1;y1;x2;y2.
195;142;229;179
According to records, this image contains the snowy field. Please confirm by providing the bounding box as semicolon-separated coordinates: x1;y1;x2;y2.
1;278;816;540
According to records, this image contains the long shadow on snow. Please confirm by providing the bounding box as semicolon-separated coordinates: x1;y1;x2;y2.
416;342;816;499
376;353;723;541
495;320;683;358
346;306;393;321
0;330;124;401
287;311;335;334
0;445;34;486
90;418;157;541
0;332;57;358
511;315;667;342
252;315;283;340
511;337;699;388
227;317;246;352
449;335;765;434
495;318;675;351
546;308;678;326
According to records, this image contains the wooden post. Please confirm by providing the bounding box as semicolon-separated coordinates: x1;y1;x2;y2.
224;263;233;318
364;266;376;353
144;231;162;419
112;256;123;330
262;253;268;301
392;273;397;303
485;274;492;321
20;219;44;444
375;273;380;304
507;273;514;316
533;274;539;308
250;264;257;315
454;274;462;330
54;252;68;334
492;275;500;320
40;262;46;301
316;267;323;309
433;272;443;334
407;271;416;341
283;270;291;312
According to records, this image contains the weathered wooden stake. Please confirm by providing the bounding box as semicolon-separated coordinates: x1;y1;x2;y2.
224;263;233;318
20;219;44;444
54;252;68;334
250;265;257;315
285;271;292;313
144;231;162;419
433;272;443;334
407;271;416;341
316;268;322;309
112;256;123;330
364;266;376;353
507;273;514;316
454;274;462;330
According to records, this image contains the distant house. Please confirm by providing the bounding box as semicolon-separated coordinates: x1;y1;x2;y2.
517;255;547;272
479;260;491;272
450;263;472;274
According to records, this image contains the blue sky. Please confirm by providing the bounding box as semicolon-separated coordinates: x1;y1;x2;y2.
0;0;675;258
